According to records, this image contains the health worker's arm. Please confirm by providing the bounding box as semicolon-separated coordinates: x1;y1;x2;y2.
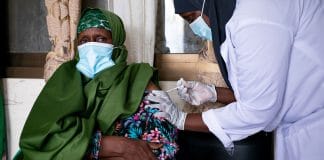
216;87;236;104
185;21;293;148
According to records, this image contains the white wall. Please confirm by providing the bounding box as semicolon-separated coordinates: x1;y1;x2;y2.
3;78;45;159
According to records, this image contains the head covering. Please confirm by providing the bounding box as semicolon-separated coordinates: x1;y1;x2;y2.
174;0;236;89
77;8;127;63
77;8;111;34
174;0;199;14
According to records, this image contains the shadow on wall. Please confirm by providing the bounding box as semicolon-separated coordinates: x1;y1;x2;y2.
1;0;8;78
1;1;8;159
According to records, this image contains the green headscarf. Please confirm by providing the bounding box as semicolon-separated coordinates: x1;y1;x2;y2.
0;86;6;159
77;8;112;34
15;8;156;160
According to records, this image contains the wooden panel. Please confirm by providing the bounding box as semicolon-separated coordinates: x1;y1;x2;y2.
8;53;46;67
155;53;198;63
154;53;199;81
5;53;46;78
6;67;44;78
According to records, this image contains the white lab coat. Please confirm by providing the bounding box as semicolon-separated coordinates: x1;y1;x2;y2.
201;0;324;159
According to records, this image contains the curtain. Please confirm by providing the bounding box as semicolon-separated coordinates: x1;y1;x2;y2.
109;0;158;65
43;0;81;81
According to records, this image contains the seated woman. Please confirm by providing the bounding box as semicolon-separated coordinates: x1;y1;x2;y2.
14;8;177;160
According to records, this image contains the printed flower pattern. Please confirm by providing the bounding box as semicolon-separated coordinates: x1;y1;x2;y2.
88;91;178;160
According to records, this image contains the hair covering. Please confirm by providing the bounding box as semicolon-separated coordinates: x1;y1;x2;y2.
15;8;157;160
77;8;112;34
174;0;236;89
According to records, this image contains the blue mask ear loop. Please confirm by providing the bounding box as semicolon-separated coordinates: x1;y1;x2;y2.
113;46;125;53
201;0;206;17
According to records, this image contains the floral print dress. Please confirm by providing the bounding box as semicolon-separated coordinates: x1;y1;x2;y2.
87;91;178;160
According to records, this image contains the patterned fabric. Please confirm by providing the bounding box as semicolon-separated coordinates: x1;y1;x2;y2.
77;8;112;34
43;0;81;81
87;130;102;160
88;92;178;160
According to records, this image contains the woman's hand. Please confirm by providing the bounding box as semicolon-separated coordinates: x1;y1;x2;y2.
99;136;156;160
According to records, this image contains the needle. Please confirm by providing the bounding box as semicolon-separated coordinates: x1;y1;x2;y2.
166;87;178;93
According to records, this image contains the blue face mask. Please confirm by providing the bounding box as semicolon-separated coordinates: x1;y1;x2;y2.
189;16;212;41
189;0;212;41
76;42;115;78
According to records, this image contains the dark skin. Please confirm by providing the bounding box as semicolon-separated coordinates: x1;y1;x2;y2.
180;11;211;26
78;27;157;160
178;11;236;132
78;27;113;45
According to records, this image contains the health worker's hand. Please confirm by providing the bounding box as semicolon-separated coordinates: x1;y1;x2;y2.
177;78;217;106
144;90;187;130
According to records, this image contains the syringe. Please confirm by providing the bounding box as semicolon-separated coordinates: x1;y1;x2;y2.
166;87;178;93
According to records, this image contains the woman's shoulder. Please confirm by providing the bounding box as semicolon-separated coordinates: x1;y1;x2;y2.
127;62;155;73
128;62;151;68
146;81;160;91
46;59;79;82
232;0;298;26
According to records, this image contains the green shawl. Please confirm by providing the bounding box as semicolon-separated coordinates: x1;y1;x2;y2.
15;8;156;160
0;86;6;159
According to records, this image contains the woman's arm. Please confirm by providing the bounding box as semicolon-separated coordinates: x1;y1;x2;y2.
146;81;160;90
98;81;160;160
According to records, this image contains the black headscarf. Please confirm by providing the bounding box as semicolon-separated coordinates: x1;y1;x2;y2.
174;0;236;90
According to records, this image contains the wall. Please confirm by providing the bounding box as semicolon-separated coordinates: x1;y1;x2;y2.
3;78;45;159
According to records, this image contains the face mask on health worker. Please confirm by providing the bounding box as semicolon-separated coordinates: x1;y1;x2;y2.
190;16;213;41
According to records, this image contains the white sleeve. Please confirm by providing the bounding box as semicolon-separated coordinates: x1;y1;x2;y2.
202;20;293;148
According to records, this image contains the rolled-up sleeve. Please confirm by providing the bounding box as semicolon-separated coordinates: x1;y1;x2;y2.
203;20;293;148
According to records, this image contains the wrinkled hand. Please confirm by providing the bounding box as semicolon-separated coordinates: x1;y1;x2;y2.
177;78;217;106
99;136;156;160
145;90;187;130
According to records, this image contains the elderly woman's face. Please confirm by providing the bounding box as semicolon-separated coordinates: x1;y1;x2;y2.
77;28;113;45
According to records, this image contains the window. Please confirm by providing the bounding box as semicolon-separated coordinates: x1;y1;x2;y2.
5;0;50;78
154;1;206;81
155;0;204;54
9;0;50;53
